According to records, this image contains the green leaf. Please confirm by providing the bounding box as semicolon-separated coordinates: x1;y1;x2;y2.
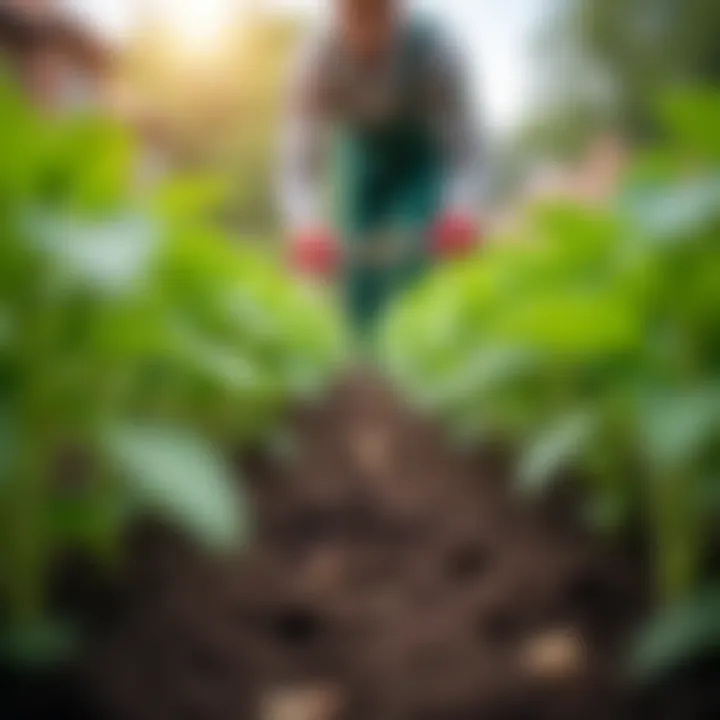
638;387;720;469
50;489;132;561
104;424;248;551
630;586;720;680
583;493;629;535
0;620;76;667
625;176;720;243
429;346;539;410
170;323;264;393
225;288;278;341
0;409;18;484
697;475;720;519
659;89;720;161
519;411;598;493
153;175;229;222
27;212;160;295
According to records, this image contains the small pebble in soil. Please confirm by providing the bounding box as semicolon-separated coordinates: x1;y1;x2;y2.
261;683;344;720
520;626;587;682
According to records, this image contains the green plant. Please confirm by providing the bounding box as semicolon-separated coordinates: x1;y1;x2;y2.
0;78;344;661
379;88;720;675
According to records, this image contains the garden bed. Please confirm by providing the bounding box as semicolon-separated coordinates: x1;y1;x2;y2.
5;373;717;719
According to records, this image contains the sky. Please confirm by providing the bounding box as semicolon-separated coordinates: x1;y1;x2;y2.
66;0;547;134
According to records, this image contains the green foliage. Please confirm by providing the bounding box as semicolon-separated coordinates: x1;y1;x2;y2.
518;411;599;493
379;89;720;672
630;586;720;680
0;79;344;661
104;424;247;551
529;0;720;148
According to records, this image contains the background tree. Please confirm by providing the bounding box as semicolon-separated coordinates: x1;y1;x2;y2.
518;0;720;158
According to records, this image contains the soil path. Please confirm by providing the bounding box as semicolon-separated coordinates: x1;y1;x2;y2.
46;373;708;719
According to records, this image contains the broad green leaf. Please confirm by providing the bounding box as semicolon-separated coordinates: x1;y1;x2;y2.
154;175;229;222
104;424;248;551
697;475;720;519
519;411;598;493
631;586;720;680
625;176;720;243
27;212;160;295
170;322;264;393
428;346;539;410
638;387;720;469
225;289;278;341
497;289;640;356
68;117;134;212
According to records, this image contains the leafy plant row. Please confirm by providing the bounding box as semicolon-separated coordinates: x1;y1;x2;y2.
378;90;720;677
0;79;345;659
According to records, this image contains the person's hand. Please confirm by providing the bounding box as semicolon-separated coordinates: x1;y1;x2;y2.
288;229;339;278
431;214;480;261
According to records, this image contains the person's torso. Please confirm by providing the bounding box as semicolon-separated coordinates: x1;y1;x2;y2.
313;18;441;133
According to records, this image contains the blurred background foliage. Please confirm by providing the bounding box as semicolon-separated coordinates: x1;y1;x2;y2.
518;0;720;159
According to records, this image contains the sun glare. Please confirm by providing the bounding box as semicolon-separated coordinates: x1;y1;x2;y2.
158;0;242;55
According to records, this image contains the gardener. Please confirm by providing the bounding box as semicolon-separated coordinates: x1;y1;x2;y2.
279;0;482;332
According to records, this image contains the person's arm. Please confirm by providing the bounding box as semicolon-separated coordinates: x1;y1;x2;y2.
427;29;485;256
277;36;340;278
278;37;327;233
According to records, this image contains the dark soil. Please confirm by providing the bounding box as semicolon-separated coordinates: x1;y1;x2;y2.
4;372;719;719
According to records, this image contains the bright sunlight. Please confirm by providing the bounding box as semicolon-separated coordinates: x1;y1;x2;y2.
154;0;245;55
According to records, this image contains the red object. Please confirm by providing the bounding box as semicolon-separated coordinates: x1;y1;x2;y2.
289;229;339;277
431;214;479;260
